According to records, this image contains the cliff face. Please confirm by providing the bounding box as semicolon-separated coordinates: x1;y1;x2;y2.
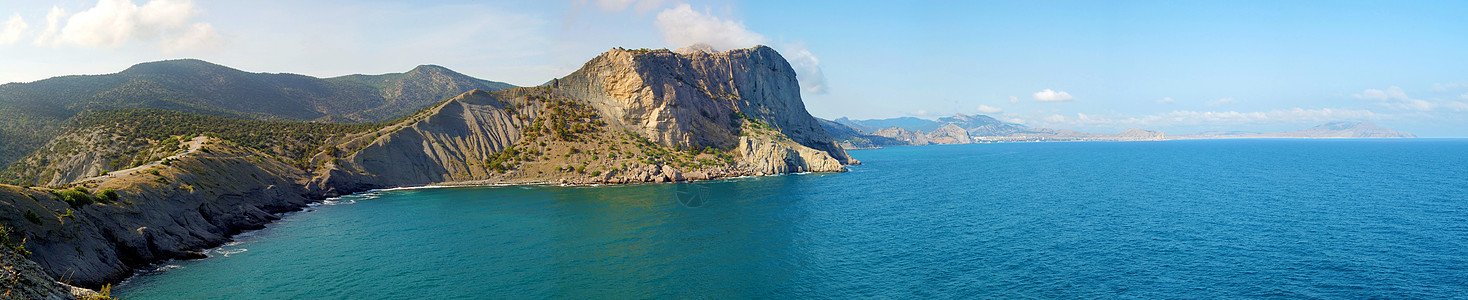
555;46;854;165
0;246;89;299
316;90;531;191
0;138;313;287
927;124;974;145
875;127;929;145
314;46;856;194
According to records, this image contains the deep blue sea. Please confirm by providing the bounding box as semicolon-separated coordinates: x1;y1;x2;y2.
115;139;1468;299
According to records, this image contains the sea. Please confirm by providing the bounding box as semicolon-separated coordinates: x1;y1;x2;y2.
114;139;1468;299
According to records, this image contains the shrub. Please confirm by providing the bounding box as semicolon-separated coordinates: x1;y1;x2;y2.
99;188;119;202
0;226;31;258
83;284;116;300
60;189;94;208
24;210;42;225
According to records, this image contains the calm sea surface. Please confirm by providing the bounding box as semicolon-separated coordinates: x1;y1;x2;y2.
116;139;1468;299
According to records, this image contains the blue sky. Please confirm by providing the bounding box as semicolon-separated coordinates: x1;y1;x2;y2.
2;1;1467;136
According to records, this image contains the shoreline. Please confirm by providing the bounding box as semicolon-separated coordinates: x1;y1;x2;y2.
105;168;844;289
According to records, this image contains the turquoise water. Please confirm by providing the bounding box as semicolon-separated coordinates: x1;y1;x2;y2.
116;139;1468;298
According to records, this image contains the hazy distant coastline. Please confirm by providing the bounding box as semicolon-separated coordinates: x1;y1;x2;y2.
821;115;1413;149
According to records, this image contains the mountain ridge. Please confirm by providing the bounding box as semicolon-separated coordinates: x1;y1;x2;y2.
0;59;515;174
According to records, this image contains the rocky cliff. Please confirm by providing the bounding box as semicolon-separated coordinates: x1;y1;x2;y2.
314;46;856;195
926;124;974;144
0;137;314;287
0;246;95;299
553;46;854;165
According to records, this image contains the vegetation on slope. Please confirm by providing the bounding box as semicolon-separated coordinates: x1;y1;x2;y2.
0;108;397;185
76;109;383;166
443;90;739;181
0;59;513;168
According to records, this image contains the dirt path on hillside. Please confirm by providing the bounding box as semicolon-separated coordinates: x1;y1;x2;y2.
74;136;207;185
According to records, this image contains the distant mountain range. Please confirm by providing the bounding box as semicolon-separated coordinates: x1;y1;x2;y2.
1171;121;1415;139
0;59;515;166
821;114;1412;149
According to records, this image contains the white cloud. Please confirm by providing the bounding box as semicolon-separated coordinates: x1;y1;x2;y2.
1353;86;1449;111
1032;89;1074;102
1157;97;1174;104
782;42;828;94
654;3;827;95
1009;96;1020;104
39;0;221;52
1431;82;1468;92
655;4;765;52
1029;108;1381;129
1;14;27;45
158;22;218;53
1461;93;1468;100
594;0;667;13
977;104;1003;114
1395;99;1436;111
33;6;64;46
1354;86;1410;101
1209;97;1235;106
1445;101;1468;112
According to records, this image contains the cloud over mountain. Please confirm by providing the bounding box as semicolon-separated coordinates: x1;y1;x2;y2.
654;3;828;95
1032;89;1075;102
34;0;220;52
0;14;26;45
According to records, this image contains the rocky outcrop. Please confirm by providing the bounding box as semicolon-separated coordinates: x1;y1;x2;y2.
874;127;930;145
735;136;843;175
4;130;188;187
926;124;973;144
0;246;90;300
0;139;313;288
316;90;531;192
1115;128;1165;141
315;46;858;194
554;46;854;165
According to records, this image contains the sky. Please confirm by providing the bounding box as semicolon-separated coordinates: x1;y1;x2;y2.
2;0;1467;137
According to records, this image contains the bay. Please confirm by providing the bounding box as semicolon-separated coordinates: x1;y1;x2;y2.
116;139;1468;298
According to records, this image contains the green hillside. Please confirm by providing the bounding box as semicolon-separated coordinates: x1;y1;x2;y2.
0;59;514;167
